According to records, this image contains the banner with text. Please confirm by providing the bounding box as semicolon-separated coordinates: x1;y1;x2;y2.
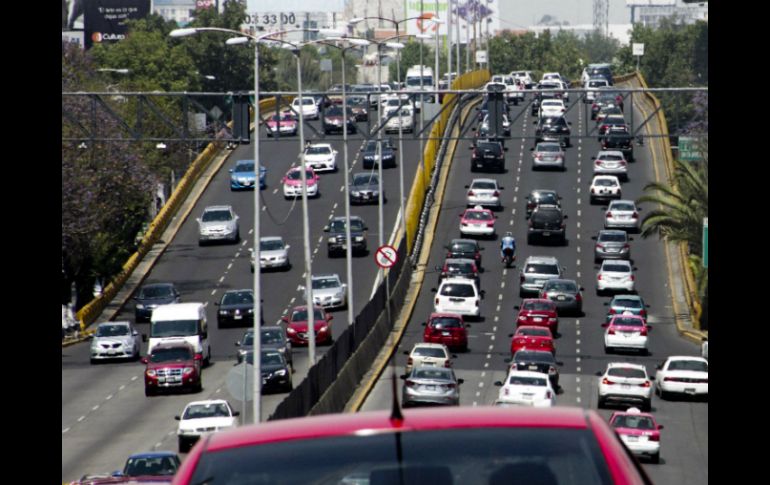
84;0;150;49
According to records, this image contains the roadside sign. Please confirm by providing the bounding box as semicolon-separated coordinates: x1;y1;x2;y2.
375;245;398;269
678;136;704;162
632;43;645;56
476;50;488;64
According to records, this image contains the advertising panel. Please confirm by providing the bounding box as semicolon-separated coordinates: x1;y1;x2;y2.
246;0;344;14
408;0;500;43
625;0;676;6
84;0;151;49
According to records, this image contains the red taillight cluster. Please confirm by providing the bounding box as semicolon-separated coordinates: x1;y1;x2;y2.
575;293;582;301
546;390;552;399
607;327;615;335
606;212;613;218
444;360;452;368
597;274;603;280
640;381;651;388
648;434;660;442
640;327;648;336
467;190;475;196
493;191;500;196
447;383;457;389
602;378;614;385
405;379;416;387
632;211;639;218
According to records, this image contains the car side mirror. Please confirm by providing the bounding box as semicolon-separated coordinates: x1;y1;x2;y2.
174;416;181;421
323;226;330;232
421;322;426;326
229;168;234;173
142;334;148;342
595;371;603;376
431;288;437;293
458;379;465;385
504;147;509;152
464;185;470;189
196;218;202;223
471;127;476;131
232;411;241;417
513;305;520;310
400;375;407;380
235;341;241;347
580;287;585;291
657;424;664;430
591;236;597;240
141;357;148;364
633;267;638;271
601;323;609;328
629;237;634;241
494;381;503;387
479;246;485;250
563;215;568;219
647;325;653;331
499;186;504;190
214;301;220;306
403;351;410;356
591;156;596;160
556;361;564;367
529;147;534;151
363;226;369;230
568;121;572;125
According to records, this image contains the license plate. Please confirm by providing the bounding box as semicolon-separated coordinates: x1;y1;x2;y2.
528;365;538;371
557;295;566;301
234;314;243;320
626;436;639;442
621;384;630;389
523;394;533;400
262;378;267;385
533;317;543;322
442;331;451;336
106;351;117;356
542;232;551;236
423;362;435;367
607;248;619;253
426;385;436;391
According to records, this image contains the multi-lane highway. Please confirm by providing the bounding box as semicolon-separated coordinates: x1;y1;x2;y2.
61;109;429;482
359;93;708;484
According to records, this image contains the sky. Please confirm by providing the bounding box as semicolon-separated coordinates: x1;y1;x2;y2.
496;0;633;30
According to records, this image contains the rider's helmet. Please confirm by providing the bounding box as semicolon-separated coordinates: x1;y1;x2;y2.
505;232;513;238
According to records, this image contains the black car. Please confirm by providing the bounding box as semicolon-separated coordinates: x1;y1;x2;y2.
361;139;397;169
586;66;614;85
349;172;383;205
470;140;506;172
527;205;567;245
236;327;292;369
346;96;369;121
134;283;180;322
512;349;561;388
591;93;620;120
216;289;254;328
525;189;562;217
325;216;368;257
245;349;292;393
444;239;483;270
598;118;628;142
322;105;357;135
436;258;481;288
602;132;635;162
535;116;571;147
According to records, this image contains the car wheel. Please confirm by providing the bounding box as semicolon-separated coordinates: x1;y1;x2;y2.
519;289;526;298
527;235;533;245
145;387;155;397
195;380;203;393
597;395;606;409
178;437;190;454
285;380;293;392
604;344;611;354
642;398;652;412
90;358;97;365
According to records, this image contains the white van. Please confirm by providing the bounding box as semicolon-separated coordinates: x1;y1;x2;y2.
149;303;211;366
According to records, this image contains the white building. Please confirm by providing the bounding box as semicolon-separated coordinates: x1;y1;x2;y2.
527;24;634;46
153;0;197;27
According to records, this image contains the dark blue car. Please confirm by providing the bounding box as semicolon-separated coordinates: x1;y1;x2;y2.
113;450;180;478
229;159;266;190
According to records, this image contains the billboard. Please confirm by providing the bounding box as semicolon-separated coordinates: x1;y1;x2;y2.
84;0;151;49
625;0;676;5
407;0;501;43
245;0;344;13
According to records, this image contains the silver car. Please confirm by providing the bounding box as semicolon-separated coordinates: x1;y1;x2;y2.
465;178;502;209
197;205;239;245
605;200;641;232
90;321;143;364
593;150;628;180
540;279;583;316
593;230;631;263
531;142;565;171
519;256;564;297
402;366;463;407
253;236;290;272
301;274;347;310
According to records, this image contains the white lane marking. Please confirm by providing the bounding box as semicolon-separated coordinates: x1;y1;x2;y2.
473;402;478;406
513;196;517;203
509;220;513;226
577;210;581;217
576;330;581;336
302;272;307;278
478;382;484;388
328;213;334;220
211;290;217;296
576;187;581;194
496;305;501;312
576;377;581;383
333;202;338;210
576;397;581;404
262;207;266;212
476;391;481;397
248;229;254;235
92;405;99;411
576;259;581;266
313;248;318;255
577;271;581;278
492;326;497;332
155;442;163;449
219;276;225;283
489;344;494;351
273;189;278;194
514;186;518;192
577;387;581;393
290;297;296;304
493;316;499;323
577;177;581;184
577;246;581;253
577;198;581;205
340;185;344;192
498;294;502;301
577;233;581;239
576;221;581;228
577;367;581;373
481;372;486;378
119;385;126;391
502;269;507;276
484;362;489;368
576;348;581;354
501;281;505;289
318;236;324;243
131;376;138;382
486;354;491;359
105;394;113;401
62;428;70;434
227;263;233;270
576;339;581;345
77;416;85;422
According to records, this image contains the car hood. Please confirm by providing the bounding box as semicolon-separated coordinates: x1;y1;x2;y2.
351;182;379;192
305;153;333;161
261;249;287;258
136;296;177;305
288;321;330;332
93;335;134;346
262;362;289;374
232;171;255;178
178;416;236;431
311;287;344;298
285;179;316;186
200;220;234;229
146;361;194;371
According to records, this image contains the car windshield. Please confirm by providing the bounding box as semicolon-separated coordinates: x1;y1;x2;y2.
514;351;555;364
522;301;554;311
124;456;178;476
326;107;345;116
149;347;192;363
544;281;577;292
542;101;562;107
150;319;198;338
593;179;618;187
447;262;474;273
270;115;293;122
603;264;630;273
612;415;655;430
186;427;615;484
430;317;463;329
440;284;475;297
306;146;332;155
598;154;623;161
588;81;607;87
329;219;365;232
451;242;476;253
668;360;708;372
526;264;560;275
260;239;284;251
464;211;493;221
183;403;231;420
413;347;448;358
261;330;283;345
202;210;232;222
138;285;174;299
287;170;315;181
599;232;627;243
612;317;643;327
607;368;646;379
290;309;326;322
96;324;130;337
471;181;496;190
612;298;642;308
537;144;561;153
348;97;366;105
222;291;253;306
353;174;378;185
312;278;341;290
413;368;452;380
518;328;550;337
234;162;255;172
261;351;284;366
508;375;548;386
533;192;558;204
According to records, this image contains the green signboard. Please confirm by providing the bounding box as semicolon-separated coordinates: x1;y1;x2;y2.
702;217;708;268
679;136;704;162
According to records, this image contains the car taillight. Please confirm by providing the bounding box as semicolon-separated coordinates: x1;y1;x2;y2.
493;191;500;196
620;160;627;166
640;309;647;317
467;190;474;196
548;366;556;374
592;103;598;110
546;390;552;399
520;275;525;283
475;299;480;307
575;293;582;301
596;243;604;249
649;434;660;442
194;353;203;361
597;274;603;280
640;381;651;388
447;252;452;257
435;298;439;305
487;222;495;227
406;379;416;387
407;357;413;365
504;388;510;396
630;275;635;281
606;212;613;218
445;360;452;368
640;327;648;336
591;188;596;193
447;383;457;389
609;308;616;314
623;244;630;250
528;220;533;228
632;211;639;218
602;378;614;385
461;223;468;227
608;328;615;335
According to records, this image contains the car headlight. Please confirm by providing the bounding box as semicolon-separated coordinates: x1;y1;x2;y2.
219;310;228;315
318;325;329;333
238;349;246;357
286;327;296;333
136;303;144;309
183;367;194;375
355;236;364;242
351;191;360;197
328;237;337;243
179;427;196;436
275;369;287;377
146;369;156;377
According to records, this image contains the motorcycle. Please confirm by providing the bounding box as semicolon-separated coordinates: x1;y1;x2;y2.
502;247;515;268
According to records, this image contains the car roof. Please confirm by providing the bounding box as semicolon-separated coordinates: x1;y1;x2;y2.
259;326;284;332
602;259;631;267
203;205;233;212
331;215;363;222
290;305;325;312
307;143;333;148
599;229;628;236
666;356;708;363
609;199;636;206
97;320;131;327
444;258;476;265
311;273;340;280
606;362;647;371
260;236;284;242
543;278;577;285
522;298;555;305
505;370;551;379
235;159;254;164
184;399;230;409
223;288;252;294
524;255;559;264
411;342;450;350
202;407;593;451
440;277;478;285
152;340;195;351
470;178;498;185
592;175;620;181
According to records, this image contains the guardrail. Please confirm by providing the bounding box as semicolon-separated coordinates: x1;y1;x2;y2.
74;97;288;333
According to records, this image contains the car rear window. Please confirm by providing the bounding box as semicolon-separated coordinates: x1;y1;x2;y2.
544;281;577;292
471;181;497;190
668;360;708;372
413;347;448;358
440;284;476;297
447;262;474;273
451;242;476;253
598;232;627;243
603;264;630;273
525;264;560;275
532;192;559;204
189;428;615;485
610;202;635;211
593;178;618;187
430;317;463;328
607;368;646;379
612;317;643;327
612;298;642;308
508;375;548;386
514;351;556;364
518;328;551;337
522;301;555;311
532;210;561;223
599;154;623;161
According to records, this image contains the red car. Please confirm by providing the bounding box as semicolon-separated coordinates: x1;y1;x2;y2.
265;113;297;137
609;409;663;464
171;407;653;485
515;299;559;334
282;305;333;345
423;312;469;352
142;342;202;397
510;325;555;355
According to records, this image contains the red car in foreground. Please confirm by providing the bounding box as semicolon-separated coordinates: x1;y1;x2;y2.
423;312;469;352
171;407;653;485
282;305;333;345
510;325;555;355
515;299;559;334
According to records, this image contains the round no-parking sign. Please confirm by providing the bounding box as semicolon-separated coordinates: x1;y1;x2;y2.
375;245;398;269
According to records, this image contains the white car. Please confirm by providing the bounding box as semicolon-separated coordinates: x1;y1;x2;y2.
654;356;709;399
593;151;628;180
596;259;635;294
589;175;622;204
459;206;497;238
465;178;502;209
176;400;239;453
496;370;555;407
605;200;640;231
303;143;338;172
538;99;566;118
541;72;562;82
90;321;142;363
197;205;240;245
254;236;290;271
603;314;649;354
384;107;415;133
585;77;610;103
597;363;653;411
381;95;412;116
291;96;319;120
405;343;452;374
701;337;708;360
433;277;481;319
301;273;347;310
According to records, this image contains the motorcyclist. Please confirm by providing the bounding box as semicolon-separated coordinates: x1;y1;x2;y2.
500;232;516;263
